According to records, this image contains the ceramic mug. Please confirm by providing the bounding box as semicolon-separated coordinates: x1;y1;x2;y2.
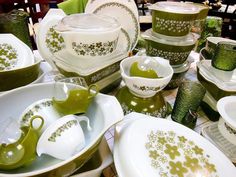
37;115;91;160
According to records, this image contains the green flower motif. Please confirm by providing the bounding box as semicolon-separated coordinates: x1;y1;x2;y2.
184;156;202;172
204;162;216;173
192;145;204;155
158;137;167;145
164;144;180;160
7;52;17;59
51;31;59;39
178;136;187;143
149;150;159;160
169;161;188;177
50;41;58;48
0;49;7;56
96;42;102;48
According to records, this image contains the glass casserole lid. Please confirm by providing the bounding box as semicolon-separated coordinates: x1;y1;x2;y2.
55;13;121;32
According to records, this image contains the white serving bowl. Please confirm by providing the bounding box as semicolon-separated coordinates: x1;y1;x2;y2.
217;96;236;145
120;56;173;98
0;82;123;176
55;13;121;59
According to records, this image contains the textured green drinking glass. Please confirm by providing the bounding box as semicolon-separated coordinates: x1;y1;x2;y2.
171;81;206;128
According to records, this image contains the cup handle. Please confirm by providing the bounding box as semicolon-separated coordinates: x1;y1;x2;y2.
88;84;99;98
29;115;44;131
74;115;92;131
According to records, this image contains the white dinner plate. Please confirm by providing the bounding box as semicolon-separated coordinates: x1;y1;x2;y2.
85;0;140;52
36;9;66;64
114;112;236;177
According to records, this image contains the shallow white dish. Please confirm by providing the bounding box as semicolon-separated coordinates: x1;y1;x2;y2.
0;83;123;176
53;48;128;75
36;9;66;64
197;60;236;91
85;0;140;51
0;34;34;71
114;112;236;177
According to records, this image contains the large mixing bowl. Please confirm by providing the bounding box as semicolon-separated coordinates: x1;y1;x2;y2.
0;83;123;176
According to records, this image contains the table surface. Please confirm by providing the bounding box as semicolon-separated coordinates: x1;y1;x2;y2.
101;51;217;177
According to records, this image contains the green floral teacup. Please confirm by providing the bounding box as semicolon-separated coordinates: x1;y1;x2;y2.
0;116;44;170
37;114;91;160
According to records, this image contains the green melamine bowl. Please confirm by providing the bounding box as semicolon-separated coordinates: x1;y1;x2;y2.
149;1;200;36
0;116;44;170
142;29;198;65
116;86;169;118
0;82;123;176
0;58;41;91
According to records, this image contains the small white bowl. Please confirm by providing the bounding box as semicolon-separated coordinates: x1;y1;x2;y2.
217;96;236;145
120;56;173;98
37;114;91;160
55;13;121;59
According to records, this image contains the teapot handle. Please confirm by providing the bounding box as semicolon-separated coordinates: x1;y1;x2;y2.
88;84;99;98
74;115;92;131
29;115;44;131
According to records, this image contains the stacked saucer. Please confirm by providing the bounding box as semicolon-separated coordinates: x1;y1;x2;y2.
142;1;205;89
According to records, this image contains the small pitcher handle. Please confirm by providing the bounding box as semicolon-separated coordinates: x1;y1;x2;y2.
88;84;99;98
29;115;44;131
74;115;92;131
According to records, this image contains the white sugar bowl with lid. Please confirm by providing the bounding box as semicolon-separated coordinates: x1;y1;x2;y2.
54;13;121;59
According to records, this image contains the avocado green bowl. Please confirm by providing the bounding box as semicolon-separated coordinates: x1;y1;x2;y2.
149;1;200;37
142;29;198;65
0;58;41;91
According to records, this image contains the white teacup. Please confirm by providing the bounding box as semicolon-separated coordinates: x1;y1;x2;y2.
36;114;91;160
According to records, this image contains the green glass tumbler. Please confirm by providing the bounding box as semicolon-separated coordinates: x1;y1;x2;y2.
171;81;206;128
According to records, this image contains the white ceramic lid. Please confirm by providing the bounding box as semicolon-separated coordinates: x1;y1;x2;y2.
56;13;120;32
217;96;236;129
142;29;198;46
149;1;199;14
0;34;34;71
197;60;236;91
114;112;236;177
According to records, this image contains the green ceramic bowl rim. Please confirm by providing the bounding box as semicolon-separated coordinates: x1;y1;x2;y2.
0;57;41;74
